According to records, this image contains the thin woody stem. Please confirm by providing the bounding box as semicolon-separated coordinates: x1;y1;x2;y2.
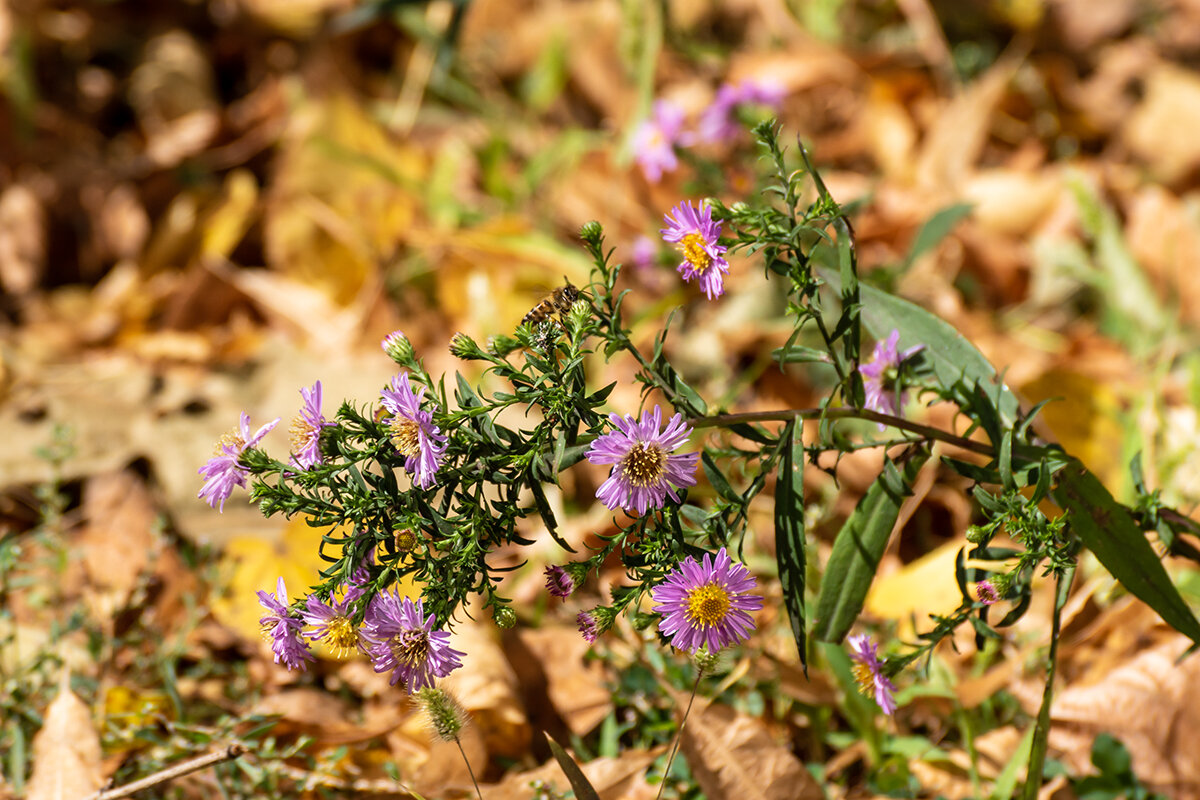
654;671;704;800
689;407;994;457
91;744;244;800
455;737;484;800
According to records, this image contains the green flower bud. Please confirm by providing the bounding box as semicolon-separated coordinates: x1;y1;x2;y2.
579;220;604;246
381;330;415;365
449;331;485;361
492;605;517;630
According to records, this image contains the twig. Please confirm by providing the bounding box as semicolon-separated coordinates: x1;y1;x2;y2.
90;744;244;800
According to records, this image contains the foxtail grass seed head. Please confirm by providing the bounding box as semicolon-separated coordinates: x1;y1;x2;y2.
416;687;468;743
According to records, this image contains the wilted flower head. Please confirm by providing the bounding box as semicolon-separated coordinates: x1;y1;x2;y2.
585;406;700;515
301;594;362;659
256;577;314;671
847;634;896;715
661;200;730;300
976;579;1000;606
198;412;280;512
650;548;762;654
289;381;333;470
362;592;464;692
859;329;924;426
577;606;615;644
380;373;448;490
544;565;575;600
631;100;685;182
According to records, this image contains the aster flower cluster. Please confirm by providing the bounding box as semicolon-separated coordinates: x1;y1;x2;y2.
632;78;787;182
256;576;463;693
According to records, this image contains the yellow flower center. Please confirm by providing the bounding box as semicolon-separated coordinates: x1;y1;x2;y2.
394;528;417;552
289;415;318;451
324;616;360;659
685;583;731;627
621;443;666;487
678;232;712;274
390;418;422;457
390;629;430;667
215;429;245;456
852;662;876;698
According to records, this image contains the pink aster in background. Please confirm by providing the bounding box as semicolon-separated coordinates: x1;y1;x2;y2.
859;329;924;426
256;577;314;671
302;593;362;659
651;547;762;654
632;100;685;182
198;412;280;512
380;373;448;490
361;592;464;692
585;406;700;515
696;77;787;144
848;633;897;715
661;200;730;300
630;235;656;271
289;381;333;470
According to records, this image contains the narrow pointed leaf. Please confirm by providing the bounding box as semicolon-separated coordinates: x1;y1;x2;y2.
545;734;601;800
774;420;807;671
1053;462;1200;645
814;451;929;642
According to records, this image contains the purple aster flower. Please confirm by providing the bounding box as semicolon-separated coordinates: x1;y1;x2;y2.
544;565;574;600
256;577;314;671
661;200;731;300
650;547;762;654
847;634;897;715
380;373;448;490
361;592;464;692
289;381;333;470
696;83;742;144
976;579;1000;606
577;611;599;643
631;100;685;182
302;594;362;659
739;76;787;106
630;235;656;271
858;329;924;426
198;412;280;512
585;406;700;515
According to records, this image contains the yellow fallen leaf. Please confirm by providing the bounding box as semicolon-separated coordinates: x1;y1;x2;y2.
866;542;976;628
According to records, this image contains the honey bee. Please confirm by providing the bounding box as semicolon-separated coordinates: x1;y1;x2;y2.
521;280;581;328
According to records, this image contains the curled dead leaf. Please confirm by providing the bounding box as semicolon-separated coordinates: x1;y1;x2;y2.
26;676;103;800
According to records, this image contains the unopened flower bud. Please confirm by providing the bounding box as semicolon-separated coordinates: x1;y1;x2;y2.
965;525;988;545
492;605;516;629
449;332;485;360
579;220;604;246
381;330;414;365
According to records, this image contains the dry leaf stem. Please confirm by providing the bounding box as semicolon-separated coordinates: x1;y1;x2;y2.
88;744;244;800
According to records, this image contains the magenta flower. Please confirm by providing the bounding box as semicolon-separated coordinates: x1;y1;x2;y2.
380;373;448;490
847;634;897;715
859;329;924;425
661;200;730;300
630;235;656;271
198;412;280;512
585;406;700;515
289;381;333;470
650;548;762;654
544;566;574;600
697;78;786;144
976;579;999;606
577;611;599;643
302;594;362;659
361;592;464;692
631;100;685;182
256;577;314;671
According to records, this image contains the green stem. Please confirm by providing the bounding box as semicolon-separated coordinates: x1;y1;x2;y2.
655;670;703;800
1021;564;1074;800
690;408;994;457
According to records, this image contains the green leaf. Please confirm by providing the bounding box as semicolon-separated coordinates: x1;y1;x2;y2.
902;202;973;272
1053;462;1200;645
545;733;602;800
702;452;741;505
814;450;929;642
819;267;1021;428
774;420;808;671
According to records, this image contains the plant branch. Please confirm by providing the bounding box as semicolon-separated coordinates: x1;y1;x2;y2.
91;745;244;800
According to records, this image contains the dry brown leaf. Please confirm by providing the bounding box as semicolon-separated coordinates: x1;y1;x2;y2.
678;699;822;800
1043;636;1200;798
517;626;613;736
127;30;219;167
0;182;45;295
78;470;159;616
1124;63;1200;184
26;677;103;800
480;748;659;800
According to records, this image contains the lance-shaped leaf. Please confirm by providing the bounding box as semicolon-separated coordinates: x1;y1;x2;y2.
774;420;808;670
545;734;601;800
819;267;1020;428
814;451;929;642
1053;462;1200;646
